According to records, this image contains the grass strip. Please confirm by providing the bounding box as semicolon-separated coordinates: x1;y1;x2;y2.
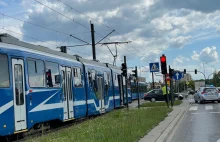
140;100;182;107
26;107;172;142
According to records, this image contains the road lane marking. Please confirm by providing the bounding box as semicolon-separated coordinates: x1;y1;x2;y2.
190;116;194;121
205;105;213;110
189;106;198;111
191;113;205;115
217;139;220;142
210;112;220;114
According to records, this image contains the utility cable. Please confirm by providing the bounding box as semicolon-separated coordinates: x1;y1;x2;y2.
35;0;90;30
0;12;90;44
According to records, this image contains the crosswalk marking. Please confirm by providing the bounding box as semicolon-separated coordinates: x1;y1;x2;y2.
189;106;198;111
205;106;213;110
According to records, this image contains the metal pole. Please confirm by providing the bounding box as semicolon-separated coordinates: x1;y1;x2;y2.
136;66;140;108
178;81;179;93
183;75;185;92
124;56;128;109
152;72;155;89
171;78;174;107
90;22;96;60
165;75;169;108
175;80;177;93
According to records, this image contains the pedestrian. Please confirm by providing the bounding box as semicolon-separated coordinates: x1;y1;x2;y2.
162;85;170;103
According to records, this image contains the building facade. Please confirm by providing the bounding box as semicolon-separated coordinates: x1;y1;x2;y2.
181;73;192;82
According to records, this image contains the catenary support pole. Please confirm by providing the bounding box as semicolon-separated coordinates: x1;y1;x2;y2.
90;22;96;60
124;56;128;109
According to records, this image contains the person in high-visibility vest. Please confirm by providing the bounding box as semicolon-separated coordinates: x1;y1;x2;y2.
162;85;170;103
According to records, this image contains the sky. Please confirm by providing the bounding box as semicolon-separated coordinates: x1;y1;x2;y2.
0;0;220;83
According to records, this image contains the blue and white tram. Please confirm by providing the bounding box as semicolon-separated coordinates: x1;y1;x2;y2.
106;64;127;108
0;34;124;136
131;81;147;100
76;57;114;115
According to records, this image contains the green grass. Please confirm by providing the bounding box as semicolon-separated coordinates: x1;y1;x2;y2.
140;100;182;107
174;100;183;105
26;108;172;142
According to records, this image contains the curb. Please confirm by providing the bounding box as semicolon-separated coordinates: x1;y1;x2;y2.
165;105;189;142
156;104;190;142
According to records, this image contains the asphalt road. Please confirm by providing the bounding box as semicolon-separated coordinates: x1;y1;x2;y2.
171;101;220;142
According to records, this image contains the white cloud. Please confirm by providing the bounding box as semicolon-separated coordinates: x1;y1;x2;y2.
191;51;199;61
191;46;219;63
200;46;219;62
1;0;220;68
174;55;190;64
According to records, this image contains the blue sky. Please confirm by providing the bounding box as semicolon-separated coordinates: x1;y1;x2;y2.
1;0;220;82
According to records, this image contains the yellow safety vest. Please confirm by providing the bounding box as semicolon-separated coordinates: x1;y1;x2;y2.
162;86;169;95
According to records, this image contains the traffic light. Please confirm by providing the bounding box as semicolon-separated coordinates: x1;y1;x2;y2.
184;69;186;74
169;65;174;77
160;54;167;74
60;46;67;53
121;63;127;76
131;67;138;78
195;69;197;74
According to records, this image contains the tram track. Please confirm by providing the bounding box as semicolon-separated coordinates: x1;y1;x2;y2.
4;115;100;142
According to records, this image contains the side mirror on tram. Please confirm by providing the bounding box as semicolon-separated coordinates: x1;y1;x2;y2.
55;75;61;84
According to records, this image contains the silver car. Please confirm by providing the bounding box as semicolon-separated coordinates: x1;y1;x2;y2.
194;87;220;104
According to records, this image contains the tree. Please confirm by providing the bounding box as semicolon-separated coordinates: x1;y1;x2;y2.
188;80;195;90
210;72;220;87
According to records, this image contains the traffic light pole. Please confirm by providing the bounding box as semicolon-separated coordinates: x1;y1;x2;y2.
170;78;174;107
124;56;129;109
136;66;140;108
165;75;169;108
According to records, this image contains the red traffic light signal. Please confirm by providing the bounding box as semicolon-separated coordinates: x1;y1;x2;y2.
160;54;167;74
160;55;166;63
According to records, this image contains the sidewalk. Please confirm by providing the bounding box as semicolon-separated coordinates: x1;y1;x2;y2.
139;99;189;142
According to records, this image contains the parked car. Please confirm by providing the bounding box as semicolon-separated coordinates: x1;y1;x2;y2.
144;89;183;102
194;87;220;104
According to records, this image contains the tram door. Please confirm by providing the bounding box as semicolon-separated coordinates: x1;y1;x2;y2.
97;76;105;112
118;75;124;105
61;66;74;120
12;58;27;131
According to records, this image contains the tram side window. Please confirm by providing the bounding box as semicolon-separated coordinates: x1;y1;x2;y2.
45;61;60;88
28;59;45;87
104;72;110;94
104;72;109;86
73;67;83;87
0;54;9;87
114;74;119;87
88;69;97;92
107;73;111;87
131;83;136;92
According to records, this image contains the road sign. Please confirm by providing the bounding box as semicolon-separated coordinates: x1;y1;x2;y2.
149;62;160;72
173;71;183;80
